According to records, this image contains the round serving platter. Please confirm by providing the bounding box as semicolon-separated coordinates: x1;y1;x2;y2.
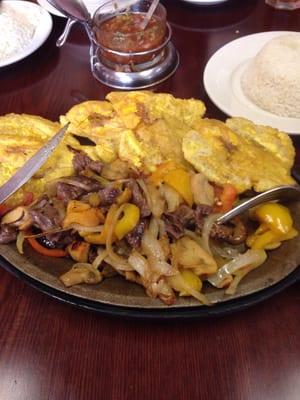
1;253;299;320
1;202;300;319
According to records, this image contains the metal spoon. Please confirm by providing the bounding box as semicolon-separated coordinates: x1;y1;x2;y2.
217;185;300;225
47;0;92;46
140;0;160;30
46;0;90;21
56;18;77;47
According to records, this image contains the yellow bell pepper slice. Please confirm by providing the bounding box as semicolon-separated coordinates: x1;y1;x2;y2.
148;161;183;185
247;230;280;250
116;187;132;205
163;168;193;207
83;203;140;244
82;204;118;245
114;203;140;240
247;202;298;250
181;270;202;296
246;224;298;250
247;227;298;250
253;203;293;235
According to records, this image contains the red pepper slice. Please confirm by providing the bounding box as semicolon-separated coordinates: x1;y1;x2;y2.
27;236;67;258
214;184;238;213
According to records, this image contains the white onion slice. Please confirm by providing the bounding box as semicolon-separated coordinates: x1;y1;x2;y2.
207;249;267;289
16;231;25;255
201;213;221;255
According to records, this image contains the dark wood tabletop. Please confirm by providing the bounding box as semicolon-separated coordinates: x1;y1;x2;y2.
0;1;300;399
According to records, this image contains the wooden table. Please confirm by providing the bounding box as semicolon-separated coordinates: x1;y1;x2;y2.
0;1;299;399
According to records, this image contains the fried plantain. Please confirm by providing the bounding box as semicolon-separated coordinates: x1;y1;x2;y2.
182;118;295;193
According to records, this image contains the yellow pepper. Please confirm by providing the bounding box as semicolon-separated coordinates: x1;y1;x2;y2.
167;270;202;297
63;200;105;228
148;162;193;206
148;161;183;185
83;203;140;244
163;168;193;207
82;204;117;245
247;202;298;250
253;203;293;234
114;203;140;240
116;187;132;205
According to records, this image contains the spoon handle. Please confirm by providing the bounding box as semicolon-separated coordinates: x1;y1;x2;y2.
56;18;77;47
140;0;160;30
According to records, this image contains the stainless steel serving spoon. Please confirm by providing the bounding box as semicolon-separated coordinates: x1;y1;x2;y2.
46;0;92;46
217;185;300;225
47;0;90;21
56;18;77;47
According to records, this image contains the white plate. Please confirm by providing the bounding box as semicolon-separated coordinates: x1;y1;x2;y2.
181;0;229;5
37;0;66;17
0;1;53;68
203;31;300;134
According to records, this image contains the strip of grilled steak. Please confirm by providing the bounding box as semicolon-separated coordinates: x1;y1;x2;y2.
125;219;147;248
56;182;84;203
98;187;121;206
72;151;103;174
29;196;62;232
163;204;247;244
126;180;151;218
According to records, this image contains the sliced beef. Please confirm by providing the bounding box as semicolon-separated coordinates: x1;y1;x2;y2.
60;176;102;192
72;150;103;174
98;187;121;206
29;196;62;232
162;204;197;239
162;212;185;240
125;219;147;249
56;182;84;203
125;180;151;218
44;230;77;248
0;225;17;244
55;176;102;204
163;203;247;244
210;217;247;245
194;204;247;244
171;205;196;230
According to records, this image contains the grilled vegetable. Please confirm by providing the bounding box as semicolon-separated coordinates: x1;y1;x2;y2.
247;202;298;249
63;200;105;228
114;203;140;240
67;241;91;263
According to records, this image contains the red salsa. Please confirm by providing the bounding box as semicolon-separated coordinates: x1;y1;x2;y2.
94;12;166;65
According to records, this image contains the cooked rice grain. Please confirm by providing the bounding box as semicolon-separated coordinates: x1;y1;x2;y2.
241;33;300;118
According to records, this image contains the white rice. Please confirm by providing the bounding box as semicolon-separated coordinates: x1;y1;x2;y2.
0;2;41;62
241;33;300;118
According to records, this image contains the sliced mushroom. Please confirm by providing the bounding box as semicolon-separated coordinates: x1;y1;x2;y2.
60;264;102;287
1;206;32;230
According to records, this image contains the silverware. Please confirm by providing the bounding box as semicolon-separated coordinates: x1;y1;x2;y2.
46;0;90;21
217;185;300;225
47;0;92;47
56;17;77;47
0;123;69;204
140;0;160;30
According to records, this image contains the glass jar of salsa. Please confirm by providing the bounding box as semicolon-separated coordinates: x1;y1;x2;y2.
92;0;167;67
